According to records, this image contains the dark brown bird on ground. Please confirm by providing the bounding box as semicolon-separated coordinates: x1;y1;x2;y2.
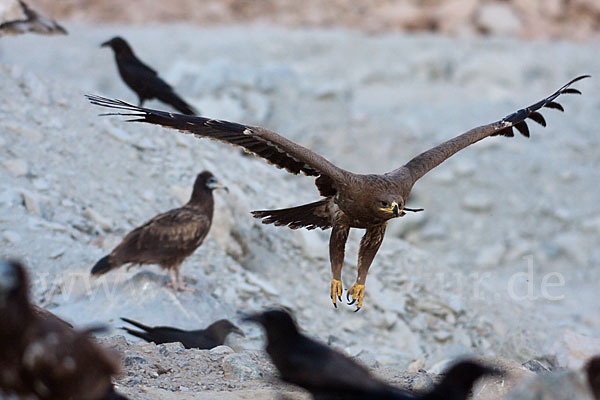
91;171;227;291
120;317;244;349
101;36;198;115
246;309;498;400
0;0;67;37
0;259;125;400
88;75;589;310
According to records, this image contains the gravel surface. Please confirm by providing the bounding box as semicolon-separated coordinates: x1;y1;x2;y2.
0;25;599;399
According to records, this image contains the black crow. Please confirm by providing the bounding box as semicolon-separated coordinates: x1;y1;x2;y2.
120;317;244;349
101;36;198;115
246;309;498;400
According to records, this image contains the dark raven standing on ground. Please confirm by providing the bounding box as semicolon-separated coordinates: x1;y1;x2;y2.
0;0;67;37
101;36;198;115
0;259;127;400
90;171;226;291
246;309;498;400
120;317;244;349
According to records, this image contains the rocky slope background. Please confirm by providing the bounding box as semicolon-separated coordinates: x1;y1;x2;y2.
15;0;600;39
0;18;599;400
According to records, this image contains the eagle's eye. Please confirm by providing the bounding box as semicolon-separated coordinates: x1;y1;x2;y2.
380;201;388;208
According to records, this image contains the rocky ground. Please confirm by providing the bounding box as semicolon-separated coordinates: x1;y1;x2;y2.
1;25;599;399
20;0;600;39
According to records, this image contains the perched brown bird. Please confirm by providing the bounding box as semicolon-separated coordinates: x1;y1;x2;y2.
102;36;198;115
91;171;227;291
120;317;244;349
0;0;67;37
88;75;589;310
0;259;125;400
246;309;498;400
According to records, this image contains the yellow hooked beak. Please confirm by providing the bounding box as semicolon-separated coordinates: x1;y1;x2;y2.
379;201;400;217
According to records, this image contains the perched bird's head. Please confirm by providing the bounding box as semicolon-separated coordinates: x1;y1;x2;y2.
194;171;229;194
101;36;133;55
0;259;27;300
207;319;245;341
244;309;300;344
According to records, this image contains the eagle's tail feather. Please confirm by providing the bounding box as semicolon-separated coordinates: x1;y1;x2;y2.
251;200;332;230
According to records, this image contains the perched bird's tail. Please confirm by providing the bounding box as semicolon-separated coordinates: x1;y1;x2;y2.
252;200;332;230
91;255;116;275
120;317;151;332
157;91;198;115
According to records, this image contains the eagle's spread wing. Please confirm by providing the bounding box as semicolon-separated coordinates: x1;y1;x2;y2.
111;207;210;265
87;96;347;185
392;75;590;186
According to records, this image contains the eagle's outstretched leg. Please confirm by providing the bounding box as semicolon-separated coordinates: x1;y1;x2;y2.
329;223;349;308
347;223;387;311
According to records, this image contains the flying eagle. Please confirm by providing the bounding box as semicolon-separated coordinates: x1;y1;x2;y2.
120;317;244;349
0;0;67;37
0;259;125;400
246;309;499;399
90;171;227;291
102;36;198;115
88;75;589;310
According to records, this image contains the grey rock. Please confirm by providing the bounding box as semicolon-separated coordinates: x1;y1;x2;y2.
222;352;262;381
3;158;29;177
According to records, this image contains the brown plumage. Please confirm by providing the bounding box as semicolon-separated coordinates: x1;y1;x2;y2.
0;259;125;400
0;0;67;37
91;171;226;291
88;75;590;310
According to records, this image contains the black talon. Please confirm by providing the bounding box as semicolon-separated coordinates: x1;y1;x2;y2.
338;295;342;302
333;302;337;309
354;306;361;312
348;298;357;306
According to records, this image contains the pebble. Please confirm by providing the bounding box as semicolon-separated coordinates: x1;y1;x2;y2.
210;345;234;355
2;230;21;244
82;207;113;231
475;242;506;267
22;191;41;216
222;353;262;381
462;193;493;212
3;158;29;177
407;358;426;373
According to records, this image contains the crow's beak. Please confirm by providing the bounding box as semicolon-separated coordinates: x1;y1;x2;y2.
232;325;245;337
242;313;262;324
100;40;111;48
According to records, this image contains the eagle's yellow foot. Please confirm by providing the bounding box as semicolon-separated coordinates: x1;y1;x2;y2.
330;279;343;308
346;283;365;312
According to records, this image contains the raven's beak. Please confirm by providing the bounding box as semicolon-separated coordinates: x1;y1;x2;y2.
232;325;245;337
100;40;111;48
379;201;400;217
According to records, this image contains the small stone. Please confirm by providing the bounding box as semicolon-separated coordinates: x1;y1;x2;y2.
4;123;42;142
22;191;41;216
82;207;113;231
462;193;493;212
3;158;29;177
210;345;234;355
411;373;434;392
408;358;426;373
2;230;21;243
222;352;261;381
